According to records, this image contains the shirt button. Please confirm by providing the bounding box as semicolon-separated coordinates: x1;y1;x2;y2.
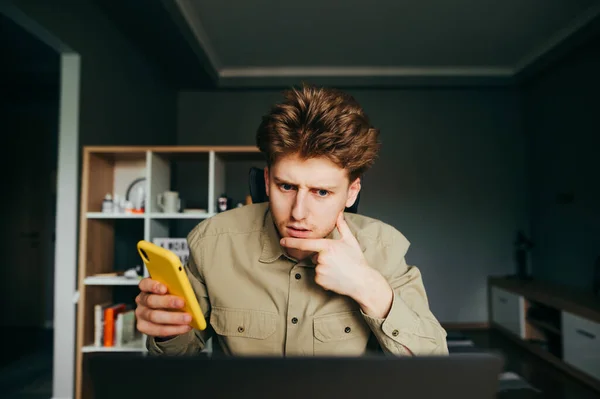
392;329;399;337
345;327;351;333
295;273;301;280
238;326;245;333
291;317;298;324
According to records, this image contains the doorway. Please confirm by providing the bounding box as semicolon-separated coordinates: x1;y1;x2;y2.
0;11;59;396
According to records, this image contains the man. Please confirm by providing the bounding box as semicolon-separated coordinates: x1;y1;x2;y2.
135;84;448;356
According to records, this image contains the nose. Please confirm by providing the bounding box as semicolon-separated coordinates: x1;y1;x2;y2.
291;190;308;221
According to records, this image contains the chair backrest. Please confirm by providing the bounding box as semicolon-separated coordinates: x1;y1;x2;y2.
248;167;360;214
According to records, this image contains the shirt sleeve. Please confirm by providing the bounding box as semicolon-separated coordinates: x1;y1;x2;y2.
146;228;214;355
360;232;449;356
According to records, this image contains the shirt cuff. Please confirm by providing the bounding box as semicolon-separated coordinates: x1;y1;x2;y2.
360;292;420;350
146;331;195;355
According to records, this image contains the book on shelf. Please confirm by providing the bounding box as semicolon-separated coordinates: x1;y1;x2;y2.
94;302;111;347
94;302;138;348
115;308;136;345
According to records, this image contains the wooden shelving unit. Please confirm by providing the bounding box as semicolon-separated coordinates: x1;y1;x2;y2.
75;146;264;399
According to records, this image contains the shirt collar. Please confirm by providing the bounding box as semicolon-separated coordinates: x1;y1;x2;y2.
259;207;286;263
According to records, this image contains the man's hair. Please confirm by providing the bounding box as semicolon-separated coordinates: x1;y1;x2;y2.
256;84;380;181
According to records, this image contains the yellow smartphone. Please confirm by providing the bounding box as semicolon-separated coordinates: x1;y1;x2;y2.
136;240;207;331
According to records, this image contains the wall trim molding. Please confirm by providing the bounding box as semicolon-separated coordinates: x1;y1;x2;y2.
218;66;514;78
53;51;80;399
175;1;600;88
216;66;515;88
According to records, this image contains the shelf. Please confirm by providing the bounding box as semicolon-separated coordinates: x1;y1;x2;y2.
527;318;562;335
149;212;215;219
81;338;145;353
77;146;260;399
84;275;142;286
86;212;145;219
489;276;600;323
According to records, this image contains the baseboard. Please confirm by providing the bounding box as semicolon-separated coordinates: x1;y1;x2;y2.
442;322;490;330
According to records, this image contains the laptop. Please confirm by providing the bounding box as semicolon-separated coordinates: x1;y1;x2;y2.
87;352;504;399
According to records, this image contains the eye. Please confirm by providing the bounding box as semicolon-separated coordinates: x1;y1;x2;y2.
280;183;294;191
316;189;329;197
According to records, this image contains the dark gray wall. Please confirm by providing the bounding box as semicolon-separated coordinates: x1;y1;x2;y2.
10;0;178;327
524;34;600;291
0;11;60;328
14;0;178;147
177;88;528;323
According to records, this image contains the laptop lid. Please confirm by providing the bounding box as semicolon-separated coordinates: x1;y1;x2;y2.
88;352;503;399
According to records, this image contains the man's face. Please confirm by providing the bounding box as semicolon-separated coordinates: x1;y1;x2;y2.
264;153;361;261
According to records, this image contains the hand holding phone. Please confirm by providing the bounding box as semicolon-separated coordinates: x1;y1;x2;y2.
135;240;207;338
135;277;193;338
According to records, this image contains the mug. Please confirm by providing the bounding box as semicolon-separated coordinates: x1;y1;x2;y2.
157;191;181;213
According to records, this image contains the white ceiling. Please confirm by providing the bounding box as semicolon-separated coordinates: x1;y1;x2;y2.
172;0;600;87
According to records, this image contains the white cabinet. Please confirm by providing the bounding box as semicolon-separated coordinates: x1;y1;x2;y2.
489;279;600;390
562;311;600;380
491;286;525;338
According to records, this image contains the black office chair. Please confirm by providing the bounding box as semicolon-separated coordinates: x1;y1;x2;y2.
248;167;360;213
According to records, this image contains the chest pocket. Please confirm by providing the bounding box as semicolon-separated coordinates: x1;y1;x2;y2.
313;310;371;356
210;306;279;355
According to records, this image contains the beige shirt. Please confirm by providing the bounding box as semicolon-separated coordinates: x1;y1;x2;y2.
147;202;448;356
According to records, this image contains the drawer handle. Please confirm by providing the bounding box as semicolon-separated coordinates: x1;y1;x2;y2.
499;297;507;304
576;329;596;340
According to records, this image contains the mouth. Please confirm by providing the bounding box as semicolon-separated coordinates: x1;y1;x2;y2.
286;226;312;238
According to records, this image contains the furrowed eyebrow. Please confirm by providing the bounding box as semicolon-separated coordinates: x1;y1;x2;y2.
273;177;293;186
273;177;337;191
